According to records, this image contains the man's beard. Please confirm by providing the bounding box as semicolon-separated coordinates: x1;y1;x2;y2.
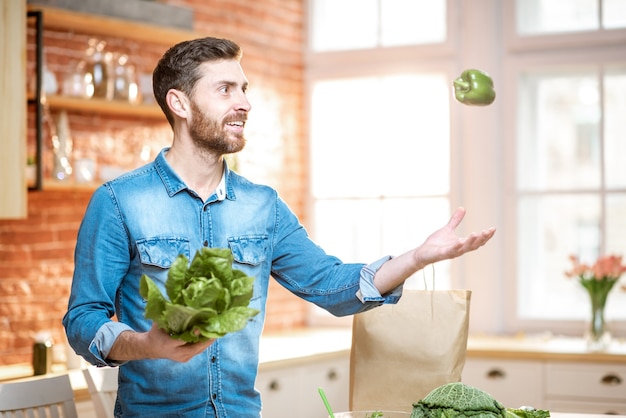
188;99;247;155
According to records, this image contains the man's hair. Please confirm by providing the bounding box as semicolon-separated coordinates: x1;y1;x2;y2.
152;37;242;127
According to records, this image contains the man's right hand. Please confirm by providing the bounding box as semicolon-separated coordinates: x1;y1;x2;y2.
109;323;214;363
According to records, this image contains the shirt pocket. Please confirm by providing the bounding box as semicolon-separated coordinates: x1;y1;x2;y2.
136;237;190;270
228;235;269;266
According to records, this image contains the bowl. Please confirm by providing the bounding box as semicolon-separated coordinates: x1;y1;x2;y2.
332;412;411;418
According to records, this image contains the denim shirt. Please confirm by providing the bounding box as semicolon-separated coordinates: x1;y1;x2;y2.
63;148;402;417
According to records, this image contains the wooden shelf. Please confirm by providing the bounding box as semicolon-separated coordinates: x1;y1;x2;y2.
45;95;165;119
26;5;202;46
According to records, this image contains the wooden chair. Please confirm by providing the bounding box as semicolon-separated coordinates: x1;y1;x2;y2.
0;373;78;418
82;366;119;418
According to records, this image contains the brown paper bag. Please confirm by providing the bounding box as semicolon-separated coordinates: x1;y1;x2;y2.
349;289;471;412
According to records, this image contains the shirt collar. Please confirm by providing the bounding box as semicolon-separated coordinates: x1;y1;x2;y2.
155;148;234;201
215;171;227;201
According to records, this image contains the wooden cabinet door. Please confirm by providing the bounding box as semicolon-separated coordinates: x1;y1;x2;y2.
1;0;27;218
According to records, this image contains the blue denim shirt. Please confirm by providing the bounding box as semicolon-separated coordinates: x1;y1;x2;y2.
63;148;402;417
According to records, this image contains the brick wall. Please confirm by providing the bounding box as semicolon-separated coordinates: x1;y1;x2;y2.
0;0;309;366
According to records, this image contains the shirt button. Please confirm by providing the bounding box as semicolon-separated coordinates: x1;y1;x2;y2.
211;356;216;363
212;393;217;400
203;240;208;247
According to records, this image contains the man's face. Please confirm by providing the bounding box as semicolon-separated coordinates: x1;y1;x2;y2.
187;60;251;155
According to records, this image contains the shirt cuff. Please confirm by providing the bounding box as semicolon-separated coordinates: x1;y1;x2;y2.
89;321;134;367
356;255;403;304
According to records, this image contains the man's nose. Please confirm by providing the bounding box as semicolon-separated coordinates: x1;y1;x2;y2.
234;92;251;112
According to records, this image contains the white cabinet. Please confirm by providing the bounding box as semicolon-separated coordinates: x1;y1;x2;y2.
545;361;626;414
463;356;626;413
462;358;544;409
257;353;350;418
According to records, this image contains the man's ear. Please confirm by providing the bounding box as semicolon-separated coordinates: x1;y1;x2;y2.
166;89;190;119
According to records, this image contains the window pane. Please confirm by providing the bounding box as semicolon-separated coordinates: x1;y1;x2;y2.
313;197;451;287
607;195;626;256
310;0;447;51
517;195;602;320
603;0;626;28
310;0;378;51
516;0;598;34
517;72;601;191
605;69;626;188
310;74;450;198
380;0;446;46
314;199;383;263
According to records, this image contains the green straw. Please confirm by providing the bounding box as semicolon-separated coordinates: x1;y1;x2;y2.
318;387;335;418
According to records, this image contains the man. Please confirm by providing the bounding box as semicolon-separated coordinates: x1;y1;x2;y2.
63;37;495;417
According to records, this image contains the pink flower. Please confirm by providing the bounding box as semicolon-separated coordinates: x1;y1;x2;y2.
565;254;626;282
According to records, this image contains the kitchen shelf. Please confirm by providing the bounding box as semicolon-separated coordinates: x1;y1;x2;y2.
45;95;164;119
26;4;186;191
26;5;202;46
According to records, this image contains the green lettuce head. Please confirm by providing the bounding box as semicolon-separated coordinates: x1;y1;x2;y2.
140;247;260;342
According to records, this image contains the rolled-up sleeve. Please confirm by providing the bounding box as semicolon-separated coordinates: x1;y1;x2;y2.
89;322;134;366
356;255;403;304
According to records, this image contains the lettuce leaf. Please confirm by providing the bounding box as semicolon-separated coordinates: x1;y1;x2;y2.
505;408;550;418
140;247;260;342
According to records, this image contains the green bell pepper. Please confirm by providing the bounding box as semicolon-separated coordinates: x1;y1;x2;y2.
453;69;496;106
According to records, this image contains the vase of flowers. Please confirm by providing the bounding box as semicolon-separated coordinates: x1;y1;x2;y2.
565;254;626;351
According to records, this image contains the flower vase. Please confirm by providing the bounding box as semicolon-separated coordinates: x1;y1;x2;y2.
583;278;616;351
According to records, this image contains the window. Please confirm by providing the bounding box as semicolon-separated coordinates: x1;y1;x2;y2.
310;74;451;283
306;0;626;334
307;1;453;296
515;68;626;321
508;1;626;332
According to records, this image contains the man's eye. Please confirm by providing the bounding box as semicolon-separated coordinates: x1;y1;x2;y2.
219;86;229;94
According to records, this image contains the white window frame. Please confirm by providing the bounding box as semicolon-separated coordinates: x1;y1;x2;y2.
304;0;626;335
304;0;498;328
501;0;626;336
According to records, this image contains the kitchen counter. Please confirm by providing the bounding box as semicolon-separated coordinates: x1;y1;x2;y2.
3;329;626;382
259;326;352;370
2;328;625;410
552;415;625;418
0;327;353;399
467;333;626;363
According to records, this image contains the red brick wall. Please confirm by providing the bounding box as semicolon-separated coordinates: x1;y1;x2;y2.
0;189;92;364
0;0;308;366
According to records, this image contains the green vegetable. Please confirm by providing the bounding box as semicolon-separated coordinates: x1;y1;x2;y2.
505;407;550;418
411;382;549;418
453;69;496;106
140;247;260;342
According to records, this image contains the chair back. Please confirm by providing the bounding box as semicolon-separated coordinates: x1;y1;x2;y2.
82;366;118;418
0;373;78;418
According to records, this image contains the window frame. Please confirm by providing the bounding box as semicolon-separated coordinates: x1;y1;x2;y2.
304;0;626;335
502;0;626;52
502;1;626;336
304;0;463;327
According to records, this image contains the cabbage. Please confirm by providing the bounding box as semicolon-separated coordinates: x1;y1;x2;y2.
411;382;550;418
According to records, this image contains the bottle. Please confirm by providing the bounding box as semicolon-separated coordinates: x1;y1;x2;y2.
85;38;113;100
32;333;54;376
50;110;73;182
113;53;129;101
